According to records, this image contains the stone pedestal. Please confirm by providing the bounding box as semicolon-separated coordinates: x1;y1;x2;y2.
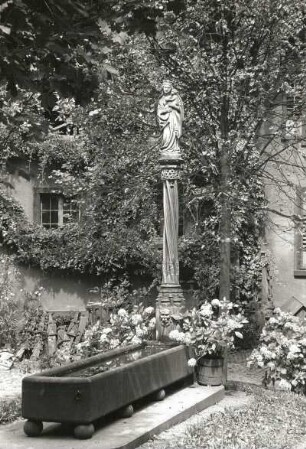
156;153;186;341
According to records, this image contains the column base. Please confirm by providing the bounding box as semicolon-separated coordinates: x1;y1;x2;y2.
156;284;186;342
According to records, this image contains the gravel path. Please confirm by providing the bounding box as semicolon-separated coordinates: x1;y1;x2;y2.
0;368;24;400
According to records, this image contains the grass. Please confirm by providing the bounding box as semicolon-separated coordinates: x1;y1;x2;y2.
143;385;306;449
0;398;21;425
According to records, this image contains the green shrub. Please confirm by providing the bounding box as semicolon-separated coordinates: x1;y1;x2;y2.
75;304;156;358
248;308;306;392
0;255;22;349
0;398;21;424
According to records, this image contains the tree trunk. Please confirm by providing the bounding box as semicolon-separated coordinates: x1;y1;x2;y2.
219;31;231;301
219;146;231;301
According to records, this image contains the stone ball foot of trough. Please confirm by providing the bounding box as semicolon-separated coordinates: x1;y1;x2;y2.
24;420;43;437
121;404;134;418
153;389;166;401
74;423;95;439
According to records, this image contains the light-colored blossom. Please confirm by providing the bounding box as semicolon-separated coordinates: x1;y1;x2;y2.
136;327;144;337
289;344;300;353
149;317;156;329
199;303;213;318
109;339;120;348
117;308;128;318
277;379;291;391
267;361;275;370
131;314;143;326
188;358;197;367
131;335;142;345
144;306;154;315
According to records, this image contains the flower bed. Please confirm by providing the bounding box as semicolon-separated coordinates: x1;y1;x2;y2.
169;298;248;366
248;308;306;392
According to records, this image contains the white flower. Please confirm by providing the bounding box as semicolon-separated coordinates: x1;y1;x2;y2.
110;339;120;348
131;335;142;345
144;306;154;315
267;361;275;370
102;327;112;334
259;346;276;360
227;318;239;330
131;314;143;325
136;327;144;338
199;303;213;317
169;329;185;343
188;358;197;367
278;379;291;391
148;317;156;329
169;330;180;341
287;352;299;360
117;309;128;318
211;298;221;307
269;317;278;325
289;344;300;353
184;333;192;345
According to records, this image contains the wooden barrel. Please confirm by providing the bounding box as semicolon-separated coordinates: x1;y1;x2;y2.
197;357;225;386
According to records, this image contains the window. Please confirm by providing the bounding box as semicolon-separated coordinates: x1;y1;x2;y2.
295;187;306;276
38;192;78;229
283;91;306;142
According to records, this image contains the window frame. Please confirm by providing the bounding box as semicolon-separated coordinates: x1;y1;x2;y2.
283;92;305;142
294;186;306;277
33;187;79;229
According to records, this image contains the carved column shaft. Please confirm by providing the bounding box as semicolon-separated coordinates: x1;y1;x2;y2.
156;156;185;341
161;165;180;285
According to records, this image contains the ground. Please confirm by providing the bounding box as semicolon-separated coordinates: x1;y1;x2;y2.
2;350;306;449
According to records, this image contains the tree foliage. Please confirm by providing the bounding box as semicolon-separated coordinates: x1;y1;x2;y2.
1;0;306;305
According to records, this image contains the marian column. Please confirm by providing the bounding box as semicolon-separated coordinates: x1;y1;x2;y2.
156;80;185;341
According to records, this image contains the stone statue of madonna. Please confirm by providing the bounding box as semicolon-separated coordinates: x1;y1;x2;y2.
157;80;184;154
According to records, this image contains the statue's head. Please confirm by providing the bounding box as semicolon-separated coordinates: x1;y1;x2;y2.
162;80;173;94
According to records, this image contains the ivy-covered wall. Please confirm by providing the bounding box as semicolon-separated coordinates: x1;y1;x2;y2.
2;159;101;311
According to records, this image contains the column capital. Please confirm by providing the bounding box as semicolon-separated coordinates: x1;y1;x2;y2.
159;154;183;181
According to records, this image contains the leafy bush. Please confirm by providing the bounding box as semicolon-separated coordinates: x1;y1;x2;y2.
169;298;248;365
0;255;22;349
75;304;156;358
0;398;21;424
248;308;306;392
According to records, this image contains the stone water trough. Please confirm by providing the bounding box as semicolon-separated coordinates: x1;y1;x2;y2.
22;342;193;439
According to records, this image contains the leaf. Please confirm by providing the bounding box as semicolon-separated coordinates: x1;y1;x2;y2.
102;63;119;76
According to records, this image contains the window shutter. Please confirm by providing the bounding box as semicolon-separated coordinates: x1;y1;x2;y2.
295;188;306;274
